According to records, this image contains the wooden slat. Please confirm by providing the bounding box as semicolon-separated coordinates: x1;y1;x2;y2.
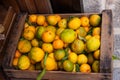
3;69;111;80
100;10;113;73
34;0;53;14
2;13;27;67
17;0;28;12
3;7;16;36
0;6;16;55
24;0;37;13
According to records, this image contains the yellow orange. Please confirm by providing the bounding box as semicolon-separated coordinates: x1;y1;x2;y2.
12;57;19;66
47;15;58;25
37;15;46;25
80;64;91;73
14;50;21;58
42;30;55;43
29;14;37;23
24;26;36;34
80;16;89;27
42;43;53;53
55;14;61;22
53;39;64;49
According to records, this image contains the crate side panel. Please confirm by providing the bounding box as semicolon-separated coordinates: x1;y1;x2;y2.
100;10;113;73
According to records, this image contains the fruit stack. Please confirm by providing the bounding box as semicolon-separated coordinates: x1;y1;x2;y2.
12;14;101;73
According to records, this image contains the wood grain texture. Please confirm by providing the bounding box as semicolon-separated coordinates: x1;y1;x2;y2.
17;0;28;12
25;0;37;13
100;10;113;73
34;0;53;13
2;13;27;68
0;7;16;56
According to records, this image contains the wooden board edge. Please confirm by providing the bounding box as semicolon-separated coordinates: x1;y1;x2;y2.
100;9;113;73
2;13;27;68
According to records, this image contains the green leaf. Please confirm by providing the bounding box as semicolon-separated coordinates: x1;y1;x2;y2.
67;16;75;22
36;52;48;80
61;48;69;63
112;55;120;60
87;27;93;35
76;64;80;72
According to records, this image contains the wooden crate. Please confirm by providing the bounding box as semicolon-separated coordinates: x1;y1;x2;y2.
2;10;113;80
0;6;16;55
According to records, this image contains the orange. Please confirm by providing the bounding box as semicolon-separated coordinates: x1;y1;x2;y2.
58;18;67;28
31;38;39;47
42;30;55;43
47;15;58;25
24;26;36;34
37;15;46;25
80;16;89;27
92;27;100;36
68;52;78;63
45;26;56;33
84;27;90;32
42;43;53;53
94;35;100;40
48;53;55;60
54;49;65;61
80;64;91;73
68;17;81;30
18;55;30;70
23;30;34;40
56;28;65;36
41;56;57;71
53;39;64;49
17;39;31;53
12;57;19;66
77;54;88;65
28;47;45;62
29;14;37;23
55;14;61;22
14;50;21;58
36;26;46;39
89;14;101;27
85;35;92;41
63;60;74;72
93;50;100;59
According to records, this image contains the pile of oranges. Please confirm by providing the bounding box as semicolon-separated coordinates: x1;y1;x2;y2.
12;14;101;73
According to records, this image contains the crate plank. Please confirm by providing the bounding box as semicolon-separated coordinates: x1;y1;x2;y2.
24;0;37;13
2;13;27;67
100;10;113;73
4;70;111;80
0;6;16;55
17;0;28;12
